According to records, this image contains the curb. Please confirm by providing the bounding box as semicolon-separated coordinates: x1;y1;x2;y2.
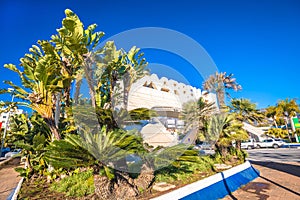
7;177;24;200
281;144;300;148
151;161;259;200
0;157;13;168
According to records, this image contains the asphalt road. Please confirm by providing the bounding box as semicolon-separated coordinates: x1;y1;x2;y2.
246;148;300;163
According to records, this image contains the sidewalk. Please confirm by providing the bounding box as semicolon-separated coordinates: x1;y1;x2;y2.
0;158;22;200
223;161;300;199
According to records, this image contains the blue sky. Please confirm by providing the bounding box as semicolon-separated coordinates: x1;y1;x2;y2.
1;0;300;109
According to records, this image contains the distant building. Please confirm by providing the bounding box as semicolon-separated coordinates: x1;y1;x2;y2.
0;109;24;130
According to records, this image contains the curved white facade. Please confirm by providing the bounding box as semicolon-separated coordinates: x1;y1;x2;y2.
127;74;218;111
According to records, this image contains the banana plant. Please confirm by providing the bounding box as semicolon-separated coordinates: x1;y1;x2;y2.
1;9;104;140
8;113;51;178
1;44;64;140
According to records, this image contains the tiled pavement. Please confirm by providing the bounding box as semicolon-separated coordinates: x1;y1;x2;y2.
0;158;22;200
223;161;300;200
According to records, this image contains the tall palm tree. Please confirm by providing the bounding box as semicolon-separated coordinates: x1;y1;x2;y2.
229;98;265;125
202;72;242;109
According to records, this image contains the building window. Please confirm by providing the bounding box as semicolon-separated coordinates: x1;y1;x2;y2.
3;116;6;118
161;88;170;92
174;90;178;95
143;81;157;89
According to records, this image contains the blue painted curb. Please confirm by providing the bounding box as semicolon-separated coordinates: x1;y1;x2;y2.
152;161;259;200
281;144;300;148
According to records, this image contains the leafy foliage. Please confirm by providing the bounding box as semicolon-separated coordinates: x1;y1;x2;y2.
128;108;158;120
180;97;216;134
204;113;248;156
202;72;241;108
10;113;51;178
44;127;144;179
266;128;289;139
50;169;95;197
229;98;265;124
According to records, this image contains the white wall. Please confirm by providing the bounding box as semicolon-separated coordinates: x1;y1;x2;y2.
128;74;217;111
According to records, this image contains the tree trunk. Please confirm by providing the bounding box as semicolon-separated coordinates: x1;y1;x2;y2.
94;173;139;200
45;117;60;140
134;163;155;191
215;143;227;158
74;78;82;105
217;90;226;110
273;117;278;128
64;86;71;108
123;87;130;111
123;73;132;111
285;121;292;142
94;175;115;200
83;62;96;108
236;140;241;150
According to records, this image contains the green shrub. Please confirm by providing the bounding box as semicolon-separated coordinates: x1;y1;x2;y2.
50;169;95;197
155;155;215;183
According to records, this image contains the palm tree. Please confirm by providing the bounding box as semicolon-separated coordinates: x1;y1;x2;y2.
276;99;300;140
229;98;265;125
205;113;248;156
180;97;217;135
276;98;300;119
202;72;242;109
266;128;288;139
265;105;280;128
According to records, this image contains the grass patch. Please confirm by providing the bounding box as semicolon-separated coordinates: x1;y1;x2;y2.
50;169;95;197
155;155;215;184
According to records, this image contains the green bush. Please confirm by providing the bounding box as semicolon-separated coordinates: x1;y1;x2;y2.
50;169;95;197
155;155;214;183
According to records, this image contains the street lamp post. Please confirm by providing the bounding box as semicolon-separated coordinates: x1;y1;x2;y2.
0;88;15;157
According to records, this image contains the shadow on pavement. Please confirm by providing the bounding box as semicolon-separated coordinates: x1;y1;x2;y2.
241;181;270;199
259;175;300;197
250;160;300;178
250;160;300;197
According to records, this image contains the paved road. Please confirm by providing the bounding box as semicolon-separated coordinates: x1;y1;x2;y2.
246;148;300;163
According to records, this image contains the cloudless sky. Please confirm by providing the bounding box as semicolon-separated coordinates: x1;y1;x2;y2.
1;0;300;109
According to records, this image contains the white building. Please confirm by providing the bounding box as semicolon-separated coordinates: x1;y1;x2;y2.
127;74;218;114
121;74;219;147
0;109;24;130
